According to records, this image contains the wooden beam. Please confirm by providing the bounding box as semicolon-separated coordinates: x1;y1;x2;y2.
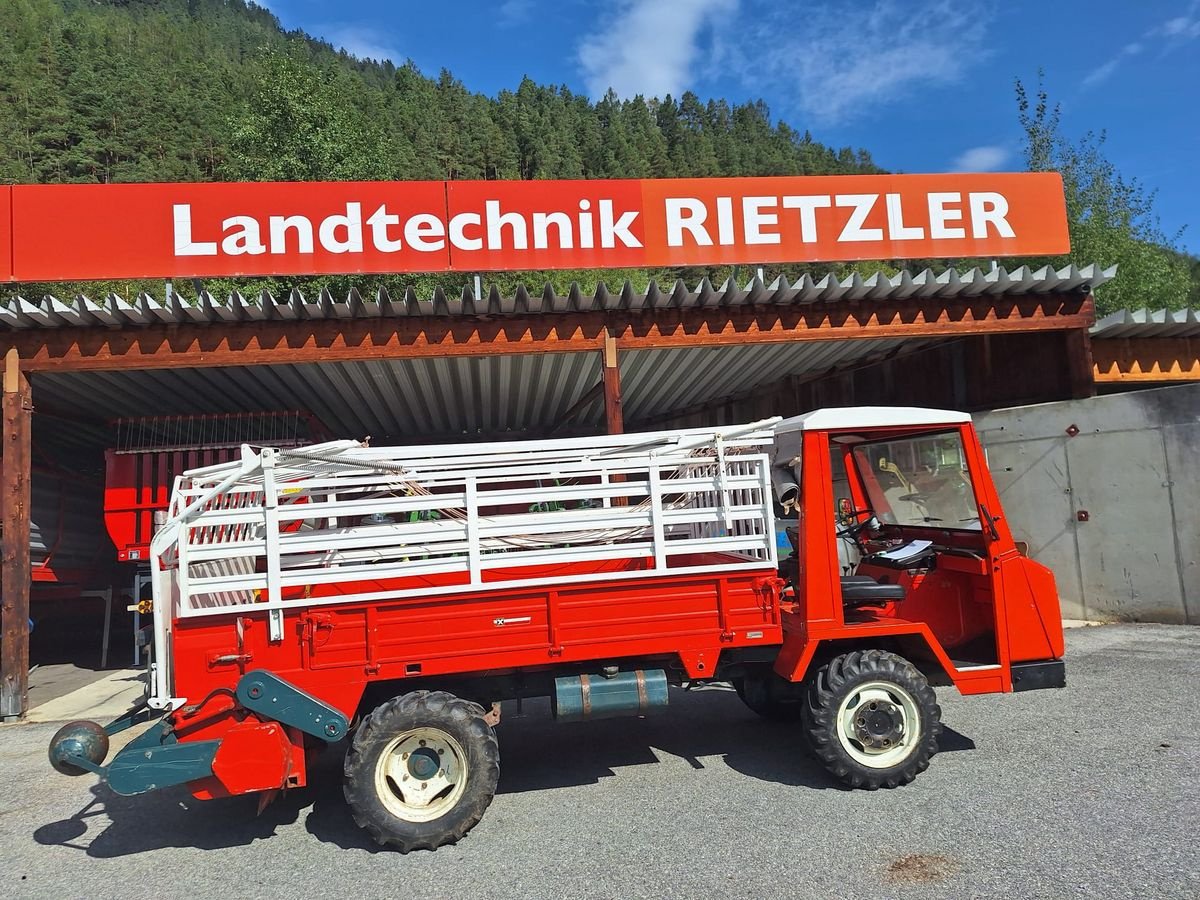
1;348;32;721
1092;337;1200;383
1;293;1094;373
602;331;623;435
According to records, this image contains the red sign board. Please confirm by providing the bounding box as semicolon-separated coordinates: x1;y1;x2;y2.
0;187;12;282
4;173;1069;282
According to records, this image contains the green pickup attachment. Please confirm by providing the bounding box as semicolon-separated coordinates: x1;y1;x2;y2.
107;721;222;796
48;670;349;796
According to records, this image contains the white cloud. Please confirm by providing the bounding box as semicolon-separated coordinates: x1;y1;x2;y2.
1159;11;1200;39
578;0;737;99
499;0;535;27
1083;4;1200;88
951;145;1010;173
1082;41;1143;88
321;24;400;63
733;1;992;125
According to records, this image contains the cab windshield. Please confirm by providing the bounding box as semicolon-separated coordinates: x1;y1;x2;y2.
851;431;981;531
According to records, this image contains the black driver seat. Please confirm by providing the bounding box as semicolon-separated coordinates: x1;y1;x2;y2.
840;575;906;607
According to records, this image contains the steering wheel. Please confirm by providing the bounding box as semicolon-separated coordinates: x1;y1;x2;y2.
836;508;877;543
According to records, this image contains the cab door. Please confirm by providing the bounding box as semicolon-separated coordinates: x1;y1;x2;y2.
959;425;1066;666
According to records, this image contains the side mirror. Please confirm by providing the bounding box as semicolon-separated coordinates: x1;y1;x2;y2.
837;497;853;517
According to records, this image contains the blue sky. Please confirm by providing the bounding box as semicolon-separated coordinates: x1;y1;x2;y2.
262;0;1200;252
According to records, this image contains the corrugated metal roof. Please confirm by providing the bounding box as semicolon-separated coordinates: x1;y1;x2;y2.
620;339;923;422
0;263;1116;330
34;354;602;439
1090;307;1200;339
32;337;924;440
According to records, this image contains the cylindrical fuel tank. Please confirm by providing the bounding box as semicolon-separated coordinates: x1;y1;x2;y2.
552;669;669;722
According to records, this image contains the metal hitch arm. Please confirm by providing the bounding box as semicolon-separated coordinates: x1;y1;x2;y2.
235;670;349;742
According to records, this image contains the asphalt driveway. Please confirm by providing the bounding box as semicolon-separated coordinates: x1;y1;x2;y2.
1;623;1196;899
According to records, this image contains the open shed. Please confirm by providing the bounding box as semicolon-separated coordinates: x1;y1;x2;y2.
0;262;1110;718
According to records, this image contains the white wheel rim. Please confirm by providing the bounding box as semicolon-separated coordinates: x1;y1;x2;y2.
835;680;921;769
374;727;469;822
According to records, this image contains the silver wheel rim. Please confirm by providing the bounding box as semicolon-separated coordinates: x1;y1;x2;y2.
374;727;469;822
835;680;921;769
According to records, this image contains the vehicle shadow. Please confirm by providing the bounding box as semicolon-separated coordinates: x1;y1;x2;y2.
490;688;834;794
32;781;314;857
939;725;976;752
304;687;840;852
33;686;975;856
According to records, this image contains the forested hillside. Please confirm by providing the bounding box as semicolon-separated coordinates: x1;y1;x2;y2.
0;0;877;186
0;0;1194;310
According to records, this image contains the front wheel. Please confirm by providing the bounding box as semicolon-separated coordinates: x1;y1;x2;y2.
344;690;500;851
803;650;941;789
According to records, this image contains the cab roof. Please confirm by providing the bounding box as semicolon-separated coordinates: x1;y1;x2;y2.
775;407;972;433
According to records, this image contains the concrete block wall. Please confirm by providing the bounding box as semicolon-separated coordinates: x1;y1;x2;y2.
977;383;1199;624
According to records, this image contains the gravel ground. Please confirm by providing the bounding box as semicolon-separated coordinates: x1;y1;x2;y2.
1;623;1197;900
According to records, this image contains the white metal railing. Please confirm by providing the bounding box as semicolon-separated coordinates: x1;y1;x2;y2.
147;421;780;707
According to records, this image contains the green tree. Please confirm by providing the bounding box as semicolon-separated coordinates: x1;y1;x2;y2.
225;44;394;181
1016;74;1191;314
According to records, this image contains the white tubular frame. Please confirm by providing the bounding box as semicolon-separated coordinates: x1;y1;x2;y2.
147;420;781;707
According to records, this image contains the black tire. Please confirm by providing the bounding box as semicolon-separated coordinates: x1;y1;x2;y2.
733;669;805;722
344;690;500;851
802;650;941;789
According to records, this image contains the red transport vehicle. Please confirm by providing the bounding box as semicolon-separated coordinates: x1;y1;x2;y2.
49;408;1065;851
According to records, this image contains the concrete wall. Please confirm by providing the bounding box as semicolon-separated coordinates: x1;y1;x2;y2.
977;383;1199;623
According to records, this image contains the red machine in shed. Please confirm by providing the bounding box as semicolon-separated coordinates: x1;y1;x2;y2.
94;412;328;665
103;412;328;563
52;409;1065;852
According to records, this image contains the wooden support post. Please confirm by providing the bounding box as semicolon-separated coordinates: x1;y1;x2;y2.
1;349;32;721
602;332;623;435
601;333;627;506
1064;327;1097;400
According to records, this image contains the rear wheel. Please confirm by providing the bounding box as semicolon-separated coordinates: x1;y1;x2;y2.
803;650;940;789
344;690;499;851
